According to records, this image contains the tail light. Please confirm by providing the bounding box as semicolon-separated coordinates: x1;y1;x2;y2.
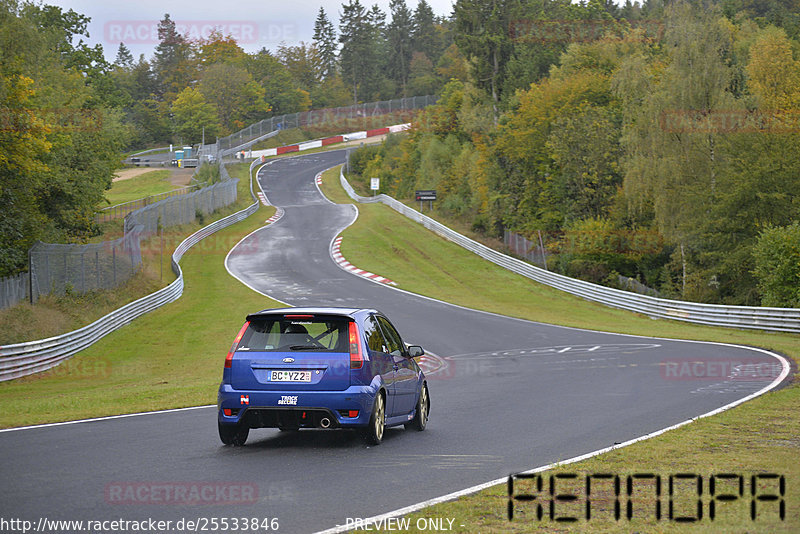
224;321;250;369
348;321;363;369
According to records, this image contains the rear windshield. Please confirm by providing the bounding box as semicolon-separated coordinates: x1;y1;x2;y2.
237;316;350;352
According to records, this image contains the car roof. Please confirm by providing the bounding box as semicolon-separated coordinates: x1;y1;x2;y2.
246;306;380;320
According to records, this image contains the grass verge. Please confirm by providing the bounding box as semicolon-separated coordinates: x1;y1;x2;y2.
0;189;278;426
0;163;257;344
323;165;799;533
104;169;176;205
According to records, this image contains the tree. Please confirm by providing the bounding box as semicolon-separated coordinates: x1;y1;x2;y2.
412;0;439;60
386;0;414;94
615;4;743;301
752;222;800;307
200;62;266;132
339;0;383;102
453;0;517;119
436;42;470;83
408;52;440;95
277;42;322;91
198;30;247;67
1;0;126;268
115;42;134;68
313;7;338;79
0;73;52;275
246;48;310;115
152;14;196;100
745;28;800;110
171;87;221;143
544;102;623;223
494;70;613;231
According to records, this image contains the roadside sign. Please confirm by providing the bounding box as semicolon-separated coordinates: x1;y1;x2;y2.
370;178;380;191
415;190;437;201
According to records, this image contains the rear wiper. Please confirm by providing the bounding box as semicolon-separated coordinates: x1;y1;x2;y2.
289;345;322;350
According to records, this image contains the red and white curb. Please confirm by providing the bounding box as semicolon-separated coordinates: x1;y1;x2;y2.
265;207;284;224
250;123;411;159
331;236;397;286
315;172;323;186
256;192;269;206
416;353;450;378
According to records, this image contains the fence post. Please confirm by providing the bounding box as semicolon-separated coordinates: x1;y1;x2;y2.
538;230;548;271
28;248;34;304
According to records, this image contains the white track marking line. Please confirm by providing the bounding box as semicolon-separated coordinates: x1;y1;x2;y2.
313;342;790;534
223;161;291;306
7;153;789;534
0;405;215;433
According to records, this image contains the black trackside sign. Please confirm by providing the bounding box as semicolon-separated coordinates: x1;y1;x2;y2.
415;190;437;201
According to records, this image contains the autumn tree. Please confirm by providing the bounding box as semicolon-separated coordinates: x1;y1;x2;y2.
200;63;266;132
152;14;196;100
199;30;247;67
171;87;221;143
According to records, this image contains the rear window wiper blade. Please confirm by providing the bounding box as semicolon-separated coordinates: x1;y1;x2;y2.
289;345;323;350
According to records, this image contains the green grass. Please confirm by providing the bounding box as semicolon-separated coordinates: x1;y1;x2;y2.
1;156;796;531
0;202;279;426
318;165;353;204
322;166;799;533
0;163;258;345
105;170;177;205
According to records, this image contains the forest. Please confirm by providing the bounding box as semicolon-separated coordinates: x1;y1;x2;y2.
347;0;800;307
2;0;799;306
0;0;455;277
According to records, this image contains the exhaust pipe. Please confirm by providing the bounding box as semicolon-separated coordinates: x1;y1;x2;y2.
319;417;332;429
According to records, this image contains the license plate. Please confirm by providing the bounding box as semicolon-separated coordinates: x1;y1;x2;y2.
270;370;312;382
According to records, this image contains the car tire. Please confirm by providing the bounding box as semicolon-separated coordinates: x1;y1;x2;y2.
405;383;429;431
218;422;249;446
362;392;385;445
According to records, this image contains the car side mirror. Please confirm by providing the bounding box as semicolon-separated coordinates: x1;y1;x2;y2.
407;345;424;359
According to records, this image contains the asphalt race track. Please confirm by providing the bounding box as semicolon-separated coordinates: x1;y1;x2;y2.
0;150;789;533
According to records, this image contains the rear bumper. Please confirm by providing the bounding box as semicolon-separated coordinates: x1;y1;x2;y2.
217;384;376;428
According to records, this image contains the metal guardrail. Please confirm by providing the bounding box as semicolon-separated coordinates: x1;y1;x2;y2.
0;162;259;381
340;168;800;333
129;147;170;157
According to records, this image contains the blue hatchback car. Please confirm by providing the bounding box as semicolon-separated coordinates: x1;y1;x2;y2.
217;307;430;445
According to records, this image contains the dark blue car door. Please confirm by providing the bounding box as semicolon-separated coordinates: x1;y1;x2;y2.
363;316;396;416
376;315;418;417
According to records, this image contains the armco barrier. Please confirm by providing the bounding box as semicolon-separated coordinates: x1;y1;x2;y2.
340;168;800;333
0;166;259;381
0;121;432;381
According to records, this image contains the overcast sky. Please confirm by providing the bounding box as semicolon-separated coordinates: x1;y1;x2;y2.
46;0;457;62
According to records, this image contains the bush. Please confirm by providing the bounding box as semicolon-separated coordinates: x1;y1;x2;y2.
752;222;800;307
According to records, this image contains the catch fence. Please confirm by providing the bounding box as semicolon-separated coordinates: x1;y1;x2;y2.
217;96;437;155
1;169;239;309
